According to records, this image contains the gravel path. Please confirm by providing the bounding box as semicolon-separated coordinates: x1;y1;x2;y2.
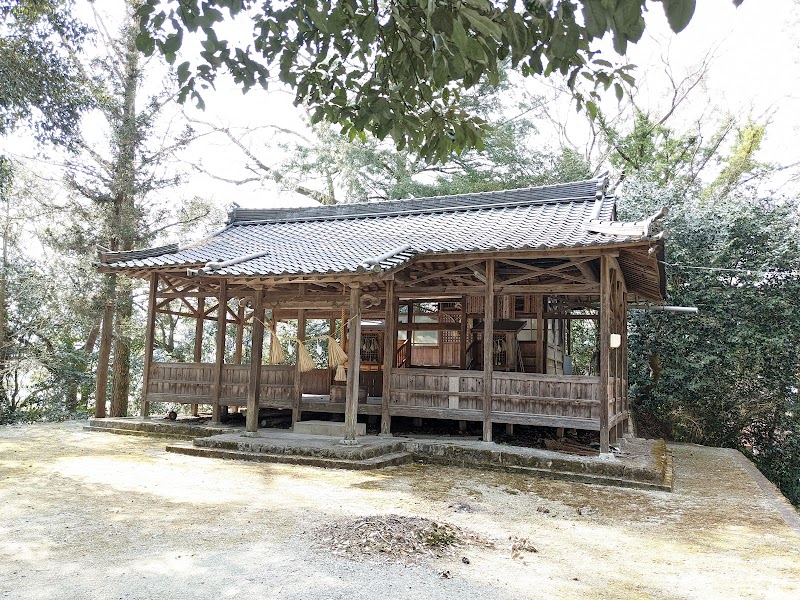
1;421;798;600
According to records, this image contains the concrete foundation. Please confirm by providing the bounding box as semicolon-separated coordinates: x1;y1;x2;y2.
293;420;366;437
86;417;673;490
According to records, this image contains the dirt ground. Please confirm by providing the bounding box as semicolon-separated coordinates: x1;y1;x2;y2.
1;421;798;600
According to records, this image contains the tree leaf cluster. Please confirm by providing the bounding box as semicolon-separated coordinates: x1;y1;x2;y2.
0;0;94;147
133;0;741;160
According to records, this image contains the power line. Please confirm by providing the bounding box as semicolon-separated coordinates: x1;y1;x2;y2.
659;260;799;277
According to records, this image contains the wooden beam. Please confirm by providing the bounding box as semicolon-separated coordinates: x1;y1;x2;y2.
211;280;227;423
246;291;265;433
575;261;599;283
406;260;483;285
483;259;495;442
381;279;397;435
343;284;362;443
140;273;158;418
396;284;599;297
292;309;306;427
599;255;611;453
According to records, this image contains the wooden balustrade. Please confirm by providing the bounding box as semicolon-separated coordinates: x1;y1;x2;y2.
148;362;604;432
147;362;294;409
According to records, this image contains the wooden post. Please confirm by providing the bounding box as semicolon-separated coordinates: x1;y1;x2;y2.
621;290;629;435
192;295;205;416
380;279;397;435
482;259;495;442
95;298;114;418
343;284;362;443
231;303;245;413
234;304;245;364
599;255;611;453
535;294;545;374
292;309;306;427
139;273;158;418
246;291;265;433
459;296;467;370
405;300;413;366
211;280;227;424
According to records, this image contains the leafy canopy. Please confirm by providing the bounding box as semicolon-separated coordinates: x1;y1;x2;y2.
0;0;92;146
135;0;743;161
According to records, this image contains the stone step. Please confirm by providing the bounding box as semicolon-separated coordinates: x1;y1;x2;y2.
192;435;406;461
293;420;366;437
87;417;238;439
83;425;197;441
166;443;413;470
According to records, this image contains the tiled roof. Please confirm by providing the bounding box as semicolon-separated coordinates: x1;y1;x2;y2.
101;176;658;277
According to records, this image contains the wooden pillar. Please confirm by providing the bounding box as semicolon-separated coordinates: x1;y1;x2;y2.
234;304;245;364
139;273;158;418
246;290;265;433
535;294;545;374
380;279;397;435
343;284;362;443
211;280;227;424
599;255;611;453
292;309;306;427
230;303;245;413
406;300;413;366
621;290;629;434
95;297;115;418
482;259;495;442
459;296;468;370
192;295;205;416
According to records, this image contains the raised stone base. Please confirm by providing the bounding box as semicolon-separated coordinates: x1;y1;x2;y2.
293;420;366;437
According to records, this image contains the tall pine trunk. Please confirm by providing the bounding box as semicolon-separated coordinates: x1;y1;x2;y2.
108;5;140;417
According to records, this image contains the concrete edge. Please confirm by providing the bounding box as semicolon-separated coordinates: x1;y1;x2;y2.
732;449;800;538
410;453;673;492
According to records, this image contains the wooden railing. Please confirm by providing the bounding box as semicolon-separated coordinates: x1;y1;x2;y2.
147;362;606;433
389;368;484;421
147;362;294;408
389;367;601;429
491;372;600;429
396;339;411;367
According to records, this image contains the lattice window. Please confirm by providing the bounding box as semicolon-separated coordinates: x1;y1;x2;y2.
360;334;380;363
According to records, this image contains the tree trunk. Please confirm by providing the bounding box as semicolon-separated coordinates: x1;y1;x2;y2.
110;272;132;417
108;5;141;417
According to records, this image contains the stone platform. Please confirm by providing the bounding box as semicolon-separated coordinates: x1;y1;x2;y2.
86;417;673;491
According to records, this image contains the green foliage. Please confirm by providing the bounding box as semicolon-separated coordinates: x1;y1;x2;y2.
0;0;93;146
134;0;739;159
610;113;800;507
